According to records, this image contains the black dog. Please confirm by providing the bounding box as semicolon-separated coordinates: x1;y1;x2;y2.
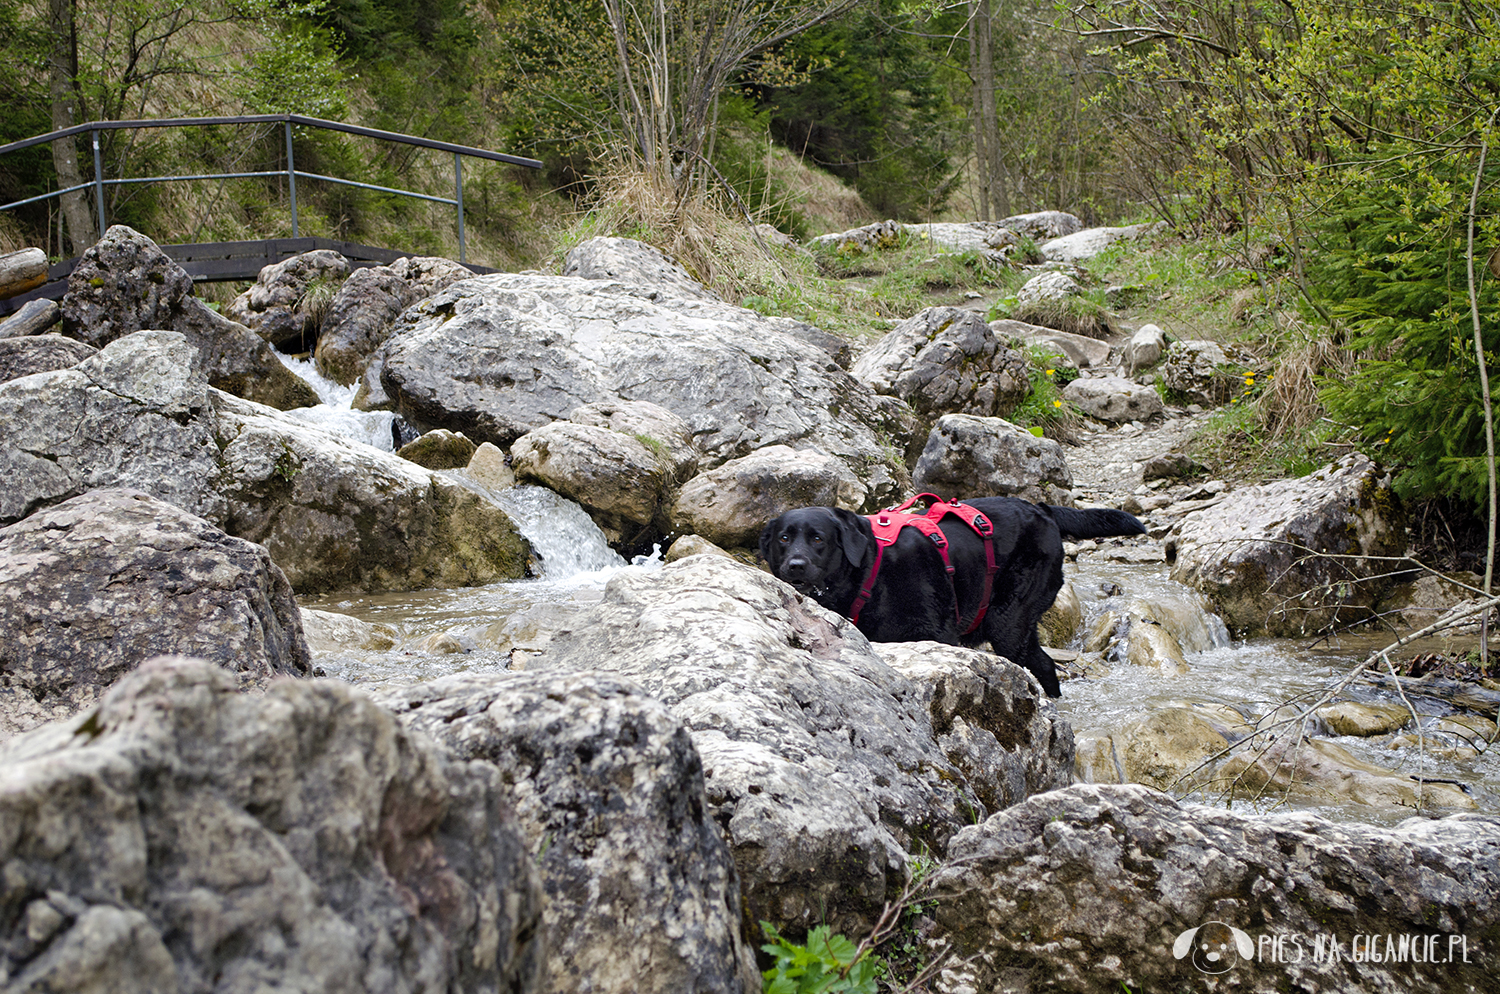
759;498;1146;696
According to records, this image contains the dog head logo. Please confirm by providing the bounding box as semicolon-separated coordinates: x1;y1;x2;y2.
1173;921;1254;974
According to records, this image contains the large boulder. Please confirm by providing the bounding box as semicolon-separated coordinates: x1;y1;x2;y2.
0;489;310;740
1039;222;1162;264
226;248;351;352
511;401;697;550
911;414;1073;504
314;255;473;385
359;272;905;504
1063;374;1165;423
928;783;1500;993
851;307;1031;425
0;330;226;527
1161;338;1238;405
1170;453;1407;635
60;225;317;410
529;555;1073;939
0;334;96;384
562;236;719;302
378;671;759;994
214;391;532;594
0;657;546;994
996;211;1083;242
989;319;1112;370
671;445;865;548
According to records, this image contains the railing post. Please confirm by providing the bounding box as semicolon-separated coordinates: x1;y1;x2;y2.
285;120;299;238
454;152;466;264
91;130;106;233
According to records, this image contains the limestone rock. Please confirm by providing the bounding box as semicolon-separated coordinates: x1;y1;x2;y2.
314;255;472;385
60;225;317;410
1038;581;1082;647
1039;222;1162;264
1125;323;1166;373
995;211;1083;242
1063;374;1165;423
562;235;719;302
1171;454;1407;636
1319;701;1413;737
213;391;531;594
806;219;904;256
465;441;517;492
671;445;865;547
0;330;225;527
0;657;546;994
1161;338;1238;405
1116;708;1227;789
0;334;96;384
362;273;904;503
929;783;1499;993
852;307;1031;423
226;249;351;352
396;428;477;469
299;607;400;654
1221;735;1474;810
911;414;1072;504
0;489;310;741
989;318;1112;369
530;555;1073;939
512;401;697;549
1010;270;1111;339
378;671;759;994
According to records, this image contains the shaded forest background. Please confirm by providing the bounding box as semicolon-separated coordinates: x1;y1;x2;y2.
3;0;1500;527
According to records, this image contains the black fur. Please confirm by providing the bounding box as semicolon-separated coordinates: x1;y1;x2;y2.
758;498;1146;697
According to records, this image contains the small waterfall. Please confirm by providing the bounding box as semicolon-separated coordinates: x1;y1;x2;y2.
277;356;630;580
278;354;399;452
494;485;627;578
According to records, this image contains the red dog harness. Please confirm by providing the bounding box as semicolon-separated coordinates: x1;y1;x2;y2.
847;493;998;635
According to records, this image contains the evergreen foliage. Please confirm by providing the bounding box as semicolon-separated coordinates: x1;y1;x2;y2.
1314;156;1500;507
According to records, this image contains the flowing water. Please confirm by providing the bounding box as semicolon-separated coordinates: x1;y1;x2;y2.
279;358;1500;824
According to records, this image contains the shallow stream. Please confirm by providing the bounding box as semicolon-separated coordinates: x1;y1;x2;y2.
280;358;1500;826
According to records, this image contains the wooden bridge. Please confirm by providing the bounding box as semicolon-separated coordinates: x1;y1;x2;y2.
0;113;539;317
0;237;499;318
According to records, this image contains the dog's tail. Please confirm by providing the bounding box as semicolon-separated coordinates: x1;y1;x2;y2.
1044;504;1146;540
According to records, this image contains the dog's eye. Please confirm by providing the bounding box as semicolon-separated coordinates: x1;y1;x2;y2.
778;533;790;545
811;535;824;545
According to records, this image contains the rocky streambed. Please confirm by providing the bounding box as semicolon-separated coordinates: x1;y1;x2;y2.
2;220;1498;993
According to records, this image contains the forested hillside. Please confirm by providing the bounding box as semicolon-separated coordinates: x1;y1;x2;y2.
3;0;1500;532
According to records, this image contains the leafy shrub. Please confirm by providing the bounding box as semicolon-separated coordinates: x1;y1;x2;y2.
760;923;880;994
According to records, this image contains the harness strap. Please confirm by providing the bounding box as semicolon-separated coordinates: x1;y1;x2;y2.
848;510;951;624
864;493;999;636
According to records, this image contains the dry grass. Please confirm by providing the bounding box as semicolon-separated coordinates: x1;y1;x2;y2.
760;145;875;236
1259;324;1352;441
557;163;818;305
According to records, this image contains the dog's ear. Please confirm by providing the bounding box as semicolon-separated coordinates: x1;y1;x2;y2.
758;517;781;565
833;508;870;570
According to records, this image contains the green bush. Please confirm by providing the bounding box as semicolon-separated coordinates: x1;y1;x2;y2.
760;923;880;994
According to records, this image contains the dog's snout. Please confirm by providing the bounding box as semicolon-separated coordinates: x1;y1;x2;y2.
781;555;810;579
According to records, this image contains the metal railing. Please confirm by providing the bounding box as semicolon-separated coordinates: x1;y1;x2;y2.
0;114;543;264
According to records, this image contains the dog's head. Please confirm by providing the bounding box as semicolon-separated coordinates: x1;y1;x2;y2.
759;506;869;596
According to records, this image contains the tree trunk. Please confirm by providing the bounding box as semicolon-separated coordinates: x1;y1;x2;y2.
975;0;1005;219
968;1;990;220
48;0;96;254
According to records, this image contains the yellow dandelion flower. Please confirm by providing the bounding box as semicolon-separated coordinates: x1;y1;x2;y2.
1053;399;1063;408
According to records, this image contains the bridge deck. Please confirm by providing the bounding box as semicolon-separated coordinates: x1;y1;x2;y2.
0;237;497;317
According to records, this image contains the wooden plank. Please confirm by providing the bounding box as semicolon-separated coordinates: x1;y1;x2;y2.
0;238;499;315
